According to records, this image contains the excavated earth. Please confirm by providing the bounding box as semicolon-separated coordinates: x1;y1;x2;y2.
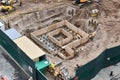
1;0;120;79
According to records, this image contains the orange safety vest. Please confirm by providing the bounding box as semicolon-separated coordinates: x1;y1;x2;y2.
80;0;88;2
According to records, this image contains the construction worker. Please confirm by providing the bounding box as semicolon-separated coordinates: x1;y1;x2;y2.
54;70;59;80
110;71;114;77
91;9;99;17
49;63;55;72
51;63;55;69
19;0;22;6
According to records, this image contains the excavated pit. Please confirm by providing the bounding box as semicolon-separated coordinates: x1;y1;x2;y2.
6;3;105;78
8;4;77;35
31;20;89;60
2;1;120;79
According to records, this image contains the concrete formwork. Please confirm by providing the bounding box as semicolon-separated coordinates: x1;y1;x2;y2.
31;20;89;60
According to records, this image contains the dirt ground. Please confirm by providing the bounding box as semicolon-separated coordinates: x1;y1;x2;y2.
45;0;120;78
1;0;120;79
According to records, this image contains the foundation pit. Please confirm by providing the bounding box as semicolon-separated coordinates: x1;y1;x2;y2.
31;20;89;60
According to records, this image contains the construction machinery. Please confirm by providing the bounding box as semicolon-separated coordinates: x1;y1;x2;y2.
73;0;99;8
75;0;90;4
0;0;21;13
73;0;92;8
0;0;14;12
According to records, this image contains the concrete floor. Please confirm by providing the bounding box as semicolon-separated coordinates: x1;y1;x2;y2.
0;46;30;80
92;62;120;80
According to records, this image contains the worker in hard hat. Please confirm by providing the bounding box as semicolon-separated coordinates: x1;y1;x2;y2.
54;70;59;80
19;0;22;6
50;63;55;69
49;63;55;72
91;9;99;17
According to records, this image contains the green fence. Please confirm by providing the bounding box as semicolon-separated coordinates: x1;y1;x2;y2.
1;28;120;80
0;30;36;79
73;46;120;80
36;69;48;80
0;30;47;80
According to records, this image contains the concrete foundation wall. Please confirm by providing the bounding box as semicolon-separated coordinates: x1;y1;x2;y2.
31;20;89;60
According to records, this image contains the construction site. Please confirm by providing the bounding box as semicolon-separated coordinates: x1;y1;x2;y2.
0;0;120;80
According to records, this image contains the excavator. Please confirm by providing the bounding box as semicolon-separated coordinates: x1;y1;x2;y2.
73;0;99;8
0;0;22;13
75;0;89;4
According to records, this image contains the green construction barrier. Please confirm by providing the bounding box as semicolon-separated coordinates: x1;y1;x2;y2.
0;30;36;79
2;28;120;80
36;60;50;75
36;69;48;80
0;30;47;80
73;46;120;80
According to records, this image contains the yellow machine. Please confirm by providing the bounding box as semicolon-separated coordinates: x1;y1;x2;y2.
80;0;88;3
0;0;21;12
73;0;92;8
74;0;99;4
0;0;14;12
1;5;13;12
75;0;89;4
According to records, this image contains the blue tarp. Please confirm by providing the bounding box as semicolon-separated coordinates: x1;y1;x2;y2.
4;28;21;40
